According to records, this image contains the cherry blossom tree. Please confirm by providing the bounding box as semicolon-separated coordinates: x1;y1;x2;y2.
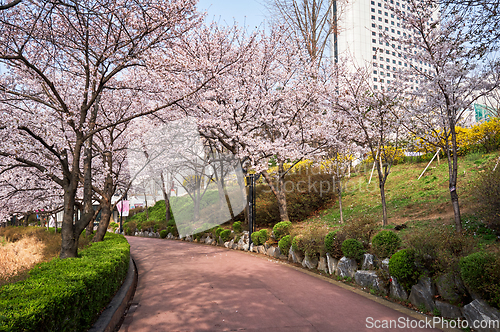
0;0;210;258
193;28;329;222
330;64;403;226
391;0;500;232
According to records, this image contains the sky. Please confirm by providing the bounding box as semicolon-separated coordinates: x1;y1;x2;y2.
196;0;268;31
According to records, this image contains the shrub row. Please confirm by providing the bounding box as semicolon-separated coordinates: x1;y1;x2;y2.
0;233;130;332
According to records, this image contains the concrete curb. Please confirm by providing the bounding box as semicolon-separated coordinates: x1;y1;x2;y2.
88;256;137;332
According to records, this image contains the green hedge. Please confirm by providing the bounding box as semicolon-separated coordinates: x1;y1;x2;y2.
0;233;130;332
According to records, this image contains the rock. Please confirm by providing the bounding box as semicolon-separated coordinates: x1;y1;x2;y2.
435;300;463;319
264;243;270;250
337;257;357;279
134;232;139;236
326;253;339;275
361;253;378;270
218;236;224;246
186;235;193;242
267;247;275;257
302;255;319;269
381;258;390;272
355;270;387;294
318;256;328;273
211;240;217;246
206;237;213;245
279;255;288;260
232;242;238;250
237;237;245;250
418;276;436;296
224;241;230;248
462;299;500;332
435;273;469;304
289;246;303;264
167;233;173;239
273;247;281;259
249;243;254;252
409;278;437;312
228;239;234;249
256;245;266;254
243;243;249;251
390;276;408;301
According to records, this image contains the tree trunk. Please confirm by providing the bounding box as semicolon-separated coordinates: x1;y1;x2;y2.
144;192;149;220
262;164;290;222
93;202;111;242
60;185;79;258
448;125;462;232
160;172;170;223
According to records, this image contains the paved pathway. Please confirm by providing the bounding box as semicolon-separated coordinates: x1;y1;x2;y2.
120;237;441;332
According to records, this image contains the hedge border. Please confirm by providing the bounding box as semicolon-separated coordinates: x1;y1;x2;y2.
0;233;130;332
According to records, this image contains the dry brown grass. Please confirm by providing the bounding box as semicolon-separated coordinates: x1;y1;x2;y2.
0;236;45;284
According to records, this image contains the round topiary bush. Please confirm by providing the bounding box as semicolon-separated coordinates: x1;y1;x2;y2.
460;251;500;308
215;227;224;239
389;249;421;292
159;230;168;239
258;229;269;244
371;230;401;259
323;230;345;259
278;235;292;254
273;221;292;241
341;238;365;262
220;229;232;242
251;232;260;245
233;221;242;233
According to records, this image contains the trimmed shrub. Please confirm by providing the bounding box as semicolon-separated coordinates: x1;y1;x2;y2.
233;221;242;233
251;229;269;246
460;251;500;309
215;227;224;239
258;229;269;245
251;232;260;245
324;230;346;259
341;239;365;262
371;230;401;259
220;229;232;242
278;235;292;255
0;233;129;332
273;221;292;241
389;249;421;292
159;230;168;239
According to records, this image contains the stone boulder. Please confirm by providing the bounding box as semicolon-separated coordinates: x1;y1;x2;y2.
273;247;281;259
326;253;339;275
435;273;469;304
355;271;387;294
337;257;357;279
205;236;213;245
318;256;328;273
435;300;463;319
267;246;275;257
409;277;436;312
186;235;193;242
237;237;245;250
462;299;500;332
302;255;319;269
389;276;408;301
289;247;303;264
381;258;390;273
361;253;378;270
256;245;266;254
224;241;230;248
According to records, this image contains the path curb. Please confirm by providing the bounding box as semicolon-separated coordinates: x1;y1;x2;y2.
88;256;137;332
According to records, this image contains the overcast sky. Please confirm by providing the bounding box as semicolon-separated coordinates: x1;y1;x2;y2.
197;0;268;31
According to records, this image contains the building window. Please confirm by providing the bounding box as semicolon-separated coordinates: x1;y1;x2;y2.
385;12;388;16
386;50;389;54
378;9;382;14
386;65;390;69
372;31;376;36
374;85;378;89
371;0;375;4
386;58;390;62
391;21;395;25
393;59;396;63
391;28;395;33
373;63;378;67
372;15;376;19
379;17;382;21
385;19;389;23
374;70;378;74
378;2;382;6
398;61;402;65
372;8;375;12
372;23;376;27
373;47;377;51
374;77;378;82
372;39;376;43
380;79;385;83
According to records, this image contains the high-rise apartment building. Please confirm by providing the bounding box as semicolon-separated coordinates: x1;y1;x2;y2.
333;0;438;91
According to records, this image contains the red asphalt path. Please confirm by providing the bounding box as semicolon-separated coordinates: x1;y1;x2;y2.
120;236;441;332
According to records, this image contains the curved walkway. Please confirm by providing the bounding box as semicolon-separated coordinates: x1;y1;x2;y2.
120;236;442;332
